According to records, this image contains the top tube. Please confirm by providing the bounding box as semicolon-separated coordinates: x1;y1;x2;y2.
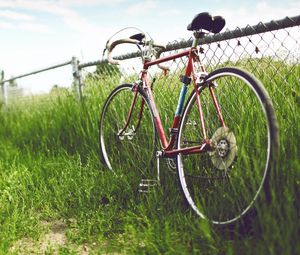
143;49;190;69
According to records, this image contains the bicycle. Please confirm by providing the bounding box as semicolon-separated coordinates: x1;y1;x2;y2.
99;12;279;225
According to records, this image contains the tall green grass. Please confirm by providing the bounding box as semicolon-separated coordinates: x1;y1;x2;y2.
0;60;299;254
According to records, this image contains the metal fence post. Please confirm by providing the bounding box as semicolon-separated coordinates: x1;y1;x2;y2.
71;56;83;101
0;70;8;108
3;82;8;106
0;83;8;108
0;70;3;106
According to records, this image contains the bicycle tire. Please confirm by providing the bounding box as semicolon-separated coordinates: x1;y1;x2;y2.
99;84;157;182
176;67;279;225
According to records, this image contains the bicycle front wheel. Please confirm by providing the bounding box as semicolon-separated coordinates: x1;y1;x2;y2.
177;67;279;225
99;84;156;181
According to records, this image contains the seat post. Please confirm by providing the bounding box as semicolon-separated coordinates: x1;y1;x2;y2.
192;31;201;48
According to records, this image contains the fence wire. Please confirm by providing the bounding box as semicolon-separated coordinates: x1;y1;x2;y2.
83;15;299;120
1;15;299;113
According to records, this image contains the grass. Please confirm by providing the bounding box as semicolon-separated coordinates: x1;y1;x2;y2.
0;59;299;254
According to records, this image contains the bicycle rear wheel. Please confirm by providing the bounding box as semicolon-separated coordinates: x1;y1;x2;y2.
177;67;279;225
99;84;156;182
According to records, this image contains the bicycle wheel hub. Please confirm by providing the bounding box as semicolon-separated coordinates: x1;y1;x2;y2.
166;158;177;172
209;127;237;170
117;126;136;140
217;139;229;157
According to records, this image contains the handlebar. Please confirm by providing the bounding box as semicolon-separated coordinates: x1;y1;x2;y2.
106;38;140;65
105;37;169;72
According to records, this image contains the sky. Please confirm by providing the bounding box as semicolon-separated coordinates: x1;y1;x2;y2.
0;0;299;93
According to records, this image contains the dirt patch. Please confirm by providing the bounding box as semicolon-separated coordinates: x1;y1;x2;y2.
10;220;90;254
39;220;68;253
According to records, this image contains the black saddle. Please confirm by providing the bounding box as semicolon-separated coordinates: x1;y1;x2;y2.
130;33;145;42
187;12;225;33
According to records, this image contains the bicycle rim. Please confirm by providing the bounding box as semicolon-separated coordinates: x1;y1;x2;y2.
177;67;278;225
99;84;156;179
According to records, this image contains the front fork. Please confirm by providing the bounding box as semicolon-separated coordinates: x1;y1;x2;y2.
117;83;145;138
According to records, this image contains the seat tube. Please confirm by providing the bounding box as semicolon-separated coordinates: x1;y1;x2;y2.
189;45;208;140
175;44;198;116
174;47;207;140
175;85;188;117
172;50;195;129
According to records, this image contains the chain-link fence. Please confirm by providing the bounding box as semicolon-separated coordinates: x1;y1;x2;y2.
1;15;299;111
0;58;78;106
79;15;299;137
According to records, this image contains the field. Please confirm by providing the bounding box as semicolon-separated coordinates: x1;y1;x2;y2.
0;59;299;254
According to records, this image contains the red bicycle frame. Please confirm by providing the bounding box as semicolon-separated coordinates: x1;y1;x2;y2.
121;46;225;158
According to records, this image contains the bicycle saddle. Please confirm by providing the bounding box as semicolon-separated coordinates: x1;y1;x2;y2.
187;12;225;33
129;33;145;43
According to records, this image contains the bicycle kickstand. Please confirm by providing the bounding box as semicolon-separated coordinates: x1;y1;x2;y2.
138;151;162;193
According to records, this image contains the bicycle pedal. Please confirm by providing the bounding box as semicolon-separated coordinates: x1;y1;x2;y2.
138;179;158;193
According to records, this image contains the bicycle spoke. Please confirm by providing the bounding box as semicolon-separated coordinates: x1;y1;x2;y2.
99;84;157;184
177;67;278;225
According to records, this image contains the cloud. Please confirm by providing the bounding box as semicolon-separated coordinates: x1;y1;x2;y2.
0;10;35;21
126;0;157;15
0;2;53;33
255;1;300;21
158;9;182;17
0;20;13;28
58;0;125;6
18;22;51;33
0;20;51;32
0;0;126;8
0;0;98;33
0;0;114;77
217;1;300;29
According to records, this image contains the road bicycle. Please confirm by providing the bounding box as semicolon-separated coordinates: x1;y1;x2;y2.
99;12;279;225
